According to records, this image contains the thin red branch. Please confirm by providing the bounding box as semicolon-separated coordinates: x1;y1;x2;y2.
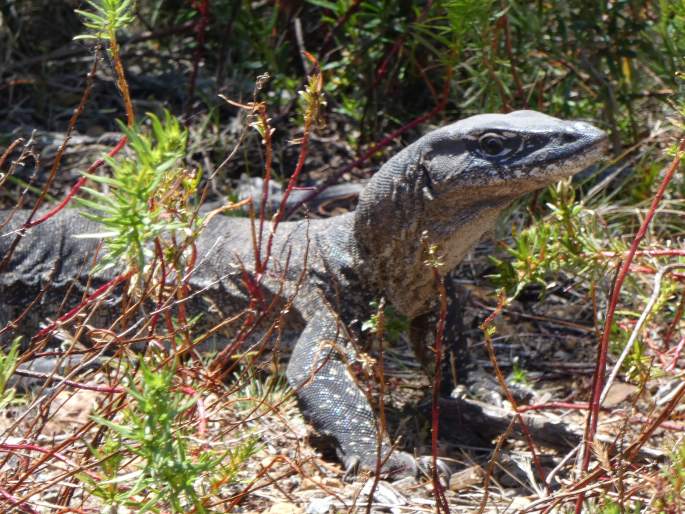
430;266;450;514
576;138;685;511
317;0;362;54
33;269;134;340
600;249;685;258
630;415;685;432
262;60;322;271
286;69;451;218
178;385;208;439
480;292;549;492
23;135;128;229
0;56;103;275
367;301;386;514
186;0;210;115
373;0;434;86
0;487;38;514
0;138;24;174
0;443;101;480
256;106;273;274
11;368;124;394
517;402;591;412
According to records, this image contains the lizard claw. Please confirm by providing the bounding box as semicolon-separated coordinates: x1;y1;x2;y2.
342;449;417;481
416;455;452;486
342;454;361;482
383;450;420;479
341;449;451;484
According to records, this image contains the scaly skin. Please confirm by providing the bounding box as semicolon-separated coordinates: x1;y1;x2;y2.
0;111;607;478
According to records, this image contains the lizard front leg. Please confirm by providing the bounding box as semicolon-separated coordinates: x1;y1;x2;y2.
410;278;470;396
286;310;417;478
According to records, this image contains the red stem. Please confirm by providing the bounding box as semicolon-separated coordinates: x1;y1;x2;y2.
256;107;273;274
178;385;208;439
24;136;128;229
600;249;685;257
576;138;685;511
373;0;434;86
517;402;591;412
261;110;314;272
186;0;210;113
33;269;134;340
0;443;101;480
286;73;451;218
480;293;550;493
430;267;450;514
0;487;38;514
11;368;124;394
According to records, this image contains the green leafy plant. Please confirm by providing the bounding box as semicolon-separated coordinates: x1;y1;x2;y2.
592;498;643;514
653;438;685;512
74;0;136;125
75;111;199;274
362;300;410;343
509;358;529;385
74;0;135;42
443;0;495;40
489;179;608;298
233;366;291;415
86;359;259;512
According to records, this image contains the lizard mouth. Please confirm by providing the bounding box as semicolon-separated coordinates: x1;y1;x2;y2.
525;125;609;182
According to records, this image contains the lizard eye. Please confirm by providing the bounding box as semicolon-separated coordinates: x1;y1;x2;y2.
479;133;508;156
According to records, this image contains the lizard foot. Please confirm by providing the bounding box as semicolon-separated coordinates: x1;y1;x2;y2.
416;455;452;487
342;450;416;481
342;450;451;483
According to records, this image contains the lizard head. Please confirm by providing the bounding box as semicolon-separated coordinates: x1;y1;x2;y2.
353;110;607;317
417;110;608;196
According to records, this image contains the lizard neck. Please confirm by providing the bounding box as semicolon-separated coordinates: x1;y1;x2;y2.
355;199;510;318
352;144;513;318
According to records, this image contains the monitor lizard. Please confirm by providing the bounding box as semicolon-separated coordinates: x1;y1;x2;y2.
0;110;608;479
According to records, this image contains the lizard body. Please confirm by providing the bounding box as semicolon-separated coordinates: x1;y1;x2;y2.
0;110;607;477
